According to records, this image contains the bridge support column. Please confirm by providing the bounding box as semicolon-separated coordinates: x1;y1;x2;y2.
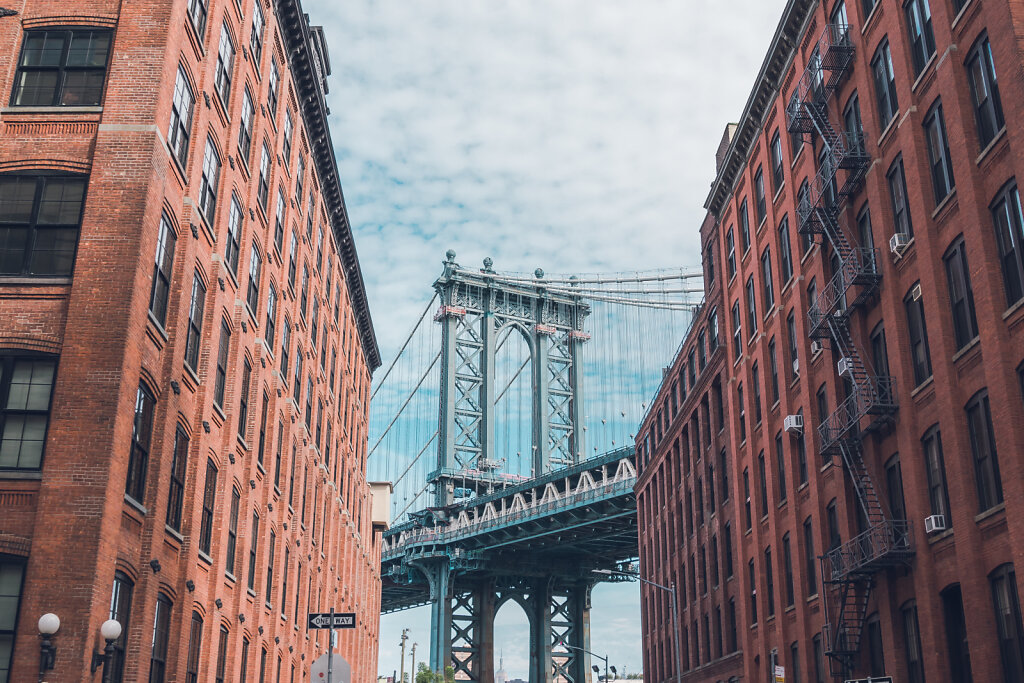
450;581;495;682
529;580;553;683
420;559;452;674
567;581;593;683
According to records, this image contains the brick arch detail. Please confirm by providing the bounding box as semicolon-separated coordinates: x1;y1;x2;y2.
0;533;31;557
0;158;90;174
21;14;118;28
0;335;62;354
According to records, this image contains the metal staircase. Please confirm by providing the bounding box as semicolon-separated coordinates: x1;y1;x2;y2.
786;22;912;676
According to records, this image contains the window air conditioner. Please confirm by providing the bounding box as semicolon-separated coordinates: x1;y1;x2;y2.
784;414;804;433
924;514;946;534
837;357;854;378
811;340;824;354
889;233;911;255
792;358;800;375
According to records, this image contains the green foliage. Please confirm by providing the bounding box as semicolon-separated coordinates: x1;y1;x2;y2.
414;663;455;683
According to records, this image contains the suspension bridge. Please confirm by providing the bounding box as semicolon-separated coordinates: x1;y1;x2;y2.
369;250;703;682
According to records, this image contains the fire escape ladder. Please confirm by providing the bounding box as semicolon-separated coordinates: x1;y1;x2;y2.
787;22;915;673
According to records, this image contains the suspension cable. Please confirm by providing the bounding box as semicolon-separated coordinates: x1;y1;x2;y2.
392;430;439;487
367;350;441;458
370;292;438;402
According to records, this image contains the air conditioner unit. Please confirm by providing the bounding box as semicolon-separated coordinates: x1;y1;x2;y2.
911;283;923;301
890;233;911;255
837;357;855;378
811;340;824;354
924;514;947;534
784;414;804;433
792;358;800;375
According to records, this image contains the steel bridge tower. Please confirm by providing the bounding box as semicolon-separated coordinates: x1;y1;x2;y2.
431;249;590;506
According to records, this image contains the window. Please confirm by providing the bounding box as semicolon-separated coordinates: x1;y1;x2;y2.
765;547;775;617
770;130;785;192
280;316;291;379
775;431;786;502
786;311;799;378
300;265;309;320
754;168;767;224
942;584;974;682
316;226;324;272
198;137;221;224
184;272;206;370
782;533;795;607
905;0;935;76
748;559;758;623
740;199;751;252
214;23;234;105
738;384;746;442
168;65;194;166
200;458;217;555
778;217;793;283
216;625;229;683
239;87;254;162
0;355;57;470
108;571;133;683
924;101;956;202
149;594;172;683
866;614;885;675
921;425;951;522
752;362;763;424
761;248;774;312
225;195;242;276
148;213;177;326
264;283;277;347
902;601;925;683
287;230;297;289
12;29;111;106
803;517;817;596
257;144;271;212
282;110;293;166
723;521;734;577
813;634;826;683
257;392;269;466
966;35;1005;148
944;236;978;348
726;227;736;279
259;648;267;683
0;559;25;681
0;173;86;276
292;347;303;405
991;564;1024;683
745;276;757;336
268;60;279;116
887;155;913;237
225;486;240;573
240;637;250;683
709;307;719;352
266;529;275;606
790;642;801;683
214;320;230;408
904;284;932;385
992;181;1024;307
826;499;841;551
797;180;813;252
247;511;259;590
731;301;742;360
885;454;906;520
124;382;155;501
166;426;189;531
757;450;768;516
872;39;899;127
743;468;752;530
768;338;780;404
188;0;208;37
250;1;264;67
966;390;1003;512
311;299;320;348
246;245;262;314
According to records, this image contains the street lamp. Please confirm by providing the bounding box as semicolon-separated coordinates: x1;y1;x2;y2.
593;568;682;683
90;619;122;683
37;613;59;683
559;640;610;682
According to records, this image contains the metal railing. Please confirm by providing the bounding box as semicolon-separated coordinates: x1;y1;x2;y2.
822;520;914;580
807;247;880;334
817;376;897;454
785;23;854;132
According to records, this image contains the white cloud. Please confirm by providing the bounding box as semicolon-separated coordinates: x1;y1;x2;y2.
307;0;789;676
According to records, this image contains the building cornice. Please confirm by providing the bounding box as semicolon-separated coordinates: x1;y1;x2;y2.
273;0;382;371
703;0;817;217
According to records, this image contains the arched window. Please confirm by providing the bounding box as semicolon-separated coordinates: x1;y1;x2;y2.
185;611;203;683
149;593;172;683
990;564;1024;682
108;571;133;683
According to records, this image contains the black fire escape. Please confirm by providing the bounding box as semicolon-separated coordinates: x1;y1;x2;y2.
785;23;913;676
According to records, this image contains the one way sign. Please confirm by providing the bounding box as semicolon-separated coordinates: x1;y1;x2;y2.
307;612;356;630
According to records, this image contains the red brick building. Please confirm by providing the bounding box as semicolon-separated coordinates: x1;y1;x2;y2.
637;0;1024;681
0;0;385;678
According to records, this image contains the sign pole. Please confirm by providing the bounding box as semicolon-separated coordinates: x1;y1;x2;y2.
328;607;334;683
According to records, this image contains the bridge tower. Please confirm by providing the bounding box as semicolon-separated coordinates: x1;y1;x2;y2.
431;249;590;506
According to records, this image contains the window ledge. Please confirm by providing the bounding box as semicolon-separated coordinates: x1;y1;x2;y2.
951;336;981;364
1;106;103;115
165;525;184;542
860;1;883;36
975;502;1006;526
0;275;73;287
926;527;954;545
876;113;900;149
930;189;958;221
976;127;1008;167
0;470;43;480
910;54;938;94
124;493;147;515
910;375;934;398
951;0;978;31
1002;297;1024;324
772;182;786;204
147;310;169;341
198;550;213;566
790;143;805;169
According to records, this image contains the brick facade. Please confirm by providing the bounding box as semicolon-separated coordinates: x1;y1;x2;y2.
637;0;1024;681
0;0;384;678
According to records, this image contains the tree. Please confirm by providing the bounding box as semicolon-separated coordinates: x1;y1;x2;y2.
414;663;455;683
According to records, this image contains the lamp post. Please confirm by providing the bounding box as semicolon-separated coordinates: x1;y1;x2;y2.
90;619;122;683
594;568;682;683
559;641;609;682
410;642;417;681
37;613;59;683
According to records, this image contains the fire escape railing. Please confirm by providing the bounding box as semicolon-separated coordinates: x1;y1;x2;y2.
786;22;912;676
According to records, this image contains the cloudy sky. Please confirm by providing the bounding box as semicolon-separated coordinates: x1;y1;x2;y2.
311;0;789;677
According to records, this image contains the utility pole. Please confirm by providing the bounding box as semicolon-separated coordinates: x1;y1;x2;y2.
399;629;409;683
410;642;418;681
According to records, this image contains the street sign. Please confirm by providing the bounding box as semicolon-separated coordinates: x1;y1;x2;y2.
307;612;356;630
774;664;786;683
311;652;350;683
845;678;893;683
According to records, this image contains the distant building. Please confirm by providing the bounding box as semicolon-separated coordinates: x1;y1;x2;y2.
495;651;508;683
